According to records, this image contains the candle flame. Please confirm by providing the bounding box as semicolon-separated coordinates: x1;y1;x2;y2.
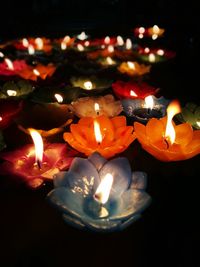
104;36;110;44
139;27;145;34
0;51;4;58
61;42;67;50
0;116;2;121
149;53;156;62
106;56;114;65
196;121;200;127
94;120;102;144
77;31;88;40
77;44;84;51
164;100;181;145
83;81;93;90
117;35;124;46
33;69;40;76
126;38;132;50
139;33;144;39
4;58;14;70
28;44;35;55
54;93;63;103
94;102;100;114
130;90;138;97
84;41;90;47
107;45;114;53
152;25;160;34
157;49;164;56
29;128;43;168
63;35;70;43
127;61;135;69
145;95;154;110
22;38;29;47
35;38;43;50
7;90;17;96
144;47;150;53
152;34;158;40
94;173;113;204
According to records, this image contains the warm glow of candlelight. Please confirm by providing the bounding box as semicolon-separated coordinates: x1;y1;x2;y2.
126;38;132;50
0;51;4;58
139;33;144;39
127;61;135;69
94;173;113;204
35;38;43;50
157;49;164;56
7;90;17;96
94;103;100;115
28;44;35;55
33;69;40;76
106;56;114;65
139;27;145;34
54;94;63;103
63;35;70;43
149;53;156;62
83;81;93;90
84;41;90;47
107;45;114;53
4;58;14;70
61;42;67;50
22;38;29;47
152;34;158;40
77;31;88;40
165;100;181;145
197;121;200;127
152;25;160;34
29;128;44;168
130;90;138;97
145;95;154;110
104;36;110;44
144;47;150;53
117;35;124;46
77;44;84;51
0;116;2;121
94;120;102;144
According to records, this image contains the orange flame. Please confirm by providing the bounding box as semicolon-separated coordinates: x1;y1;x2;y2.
29;129;44;168
94;173;113;204
94;120;102;144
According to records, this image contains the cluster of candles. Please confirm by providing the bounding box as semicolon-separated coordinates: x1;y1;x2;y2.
0;28;199;232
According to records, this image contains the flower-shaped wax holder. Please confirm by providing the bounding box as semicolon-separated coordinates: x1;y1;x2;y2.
122;96;169;124
47;152;151;232
70;94;122;118
176;103;200;129
118;61;151;76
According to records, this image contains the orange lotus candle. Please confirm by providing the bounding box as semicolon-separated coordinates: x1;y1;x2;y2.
63;115;136;158
118;61;151;76
134;100;200;161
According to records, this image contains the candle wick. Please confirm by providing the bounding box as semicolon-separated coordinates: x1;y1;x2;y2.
164;139;169;149
37;160;42;170
96;111;99;116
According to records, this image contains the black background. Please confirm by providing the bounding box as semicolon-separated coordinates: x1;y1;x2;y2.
0;1;200;267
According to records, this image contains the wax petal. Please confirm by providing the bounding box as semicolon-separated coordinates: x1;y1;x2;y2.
70;124;89;146
47;187;84;219
134;122;147;143
110;189;151;220
111;116;126;128
131;172;147;190
99;157;131;198
146;118;165;144
175;123;193;145
88;152;107;171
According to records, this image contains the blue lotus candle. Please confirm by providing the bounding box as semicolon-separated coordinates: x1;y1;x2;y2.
47;152;151;232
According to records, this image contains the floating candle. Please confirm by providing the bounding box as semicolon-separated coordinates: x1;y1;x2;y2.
134;100;200;161
63;116;136;158
118;61;151;76
47;152;151;231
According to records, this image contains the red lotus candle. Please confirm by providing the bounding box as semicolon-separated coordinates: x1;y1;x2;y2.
14;37;52;53
112;80;159;100
0;129;78;188
0;59;28;76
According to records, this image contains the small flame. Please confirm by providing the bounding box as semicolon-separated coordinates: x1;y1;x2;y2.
94;173;113;204
101;45;105;49
83;81;93;90
152;34;158;40
117;35;124;46
106;56;114;65
77;44;84;51
94;120;102;144
4;58;14;70
54;94;63;103
107;45;114;53
7;90;17;96
77;31;88;40
0;116;2;121
22;38;29;47
126;38;132;50
84;41;90;47
152;25;160;34
35;38;44;50
157;49;164;56
139;27;145;34
104;36;110;44
149;53;156;62
127;61;135;69
144;47;150;53
63;35;70;43
164;100;181;145
196;121;200;127
94;102;100;114
29;128;43;168
28;44;35;55
61;42;67;50
139;33;144;39
130;90;138;97
33;69;40;76
145;95;154;110
0;51;4;58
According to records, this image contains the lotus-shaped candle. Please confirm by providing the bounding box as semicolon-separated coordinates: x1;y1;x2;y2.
63;115;136;158
70;95;122;118
176;103;200;129
0;129;78;188
118;61;151;76
47;152;151;232
0;59;29;76
0;80;35;99
112;80;158;100
137;47;175;63
122;96;169;124
134;101;200;161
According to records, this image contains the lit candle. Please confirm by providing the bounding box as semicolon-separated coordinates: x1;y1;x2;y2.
83;81;93;90
29;128;43;169
118;61;151;76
